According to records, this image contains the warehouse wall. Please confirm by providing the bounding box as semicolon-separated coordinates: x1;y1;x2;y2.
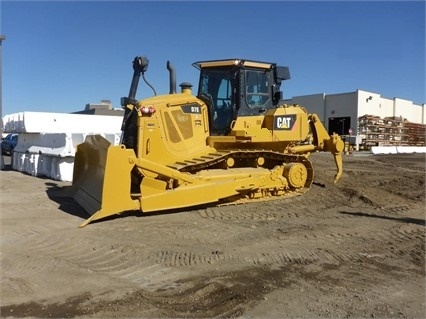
356;91;424;124
393;98;424;123
325;92;358;134
357;91;392;119
283;93;326;121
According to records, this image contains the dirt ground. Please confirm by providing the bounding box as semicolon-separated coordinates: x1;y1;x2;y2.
0;152;425;319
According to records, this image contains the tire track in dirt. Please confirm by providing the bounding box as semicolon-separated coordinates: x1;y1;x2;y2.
2;189;424;308
3;231;380;287
5;210;422;298
198;207;306;221
195;184;394;223
155;243;418;267
4;253;72;273
2;227;189;292
264;226;425;264
152;247;386;268
1;277;34;302
192;193;424;267
1;220;78;245
156;250;240;267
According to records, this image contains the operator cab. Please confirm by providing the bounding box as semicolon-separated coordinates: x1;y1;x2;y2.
193;59;290;135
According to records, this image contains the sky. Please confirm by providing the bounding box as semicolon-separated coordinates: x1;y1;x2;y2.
1;0;425;116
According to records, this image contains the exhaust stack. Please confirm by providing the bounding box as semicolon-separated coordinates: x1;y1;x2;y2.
167;61;176;94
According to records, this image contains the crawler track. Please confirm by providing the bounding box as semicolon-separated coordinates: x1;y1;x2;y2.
165;149;314;201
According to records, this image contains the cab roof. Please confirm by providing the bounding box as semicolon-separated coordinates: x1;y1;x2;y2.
192;59;276;70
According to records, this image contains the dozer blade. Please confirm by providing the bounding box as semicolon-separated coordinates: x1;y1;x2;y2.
71;135;141;227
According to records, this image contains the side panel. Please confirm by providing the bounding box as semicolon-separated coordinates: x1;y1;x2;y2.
230;106;310;143
136;96;214;166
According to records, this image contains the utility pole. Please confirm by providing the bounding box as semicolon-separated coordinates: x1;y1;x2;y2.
0;35;5;121
0;35;6;170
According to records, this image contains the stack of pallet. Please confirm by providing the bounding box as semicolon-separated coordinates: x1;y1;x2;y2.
358;115;408;147
404;122;426;146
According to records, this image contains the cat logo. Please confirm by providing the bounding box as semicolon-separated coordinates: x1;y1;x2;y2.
274;115;296;130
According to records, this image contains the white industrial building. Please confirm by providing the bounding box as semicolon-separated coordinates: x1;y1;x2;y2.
283;89;425;136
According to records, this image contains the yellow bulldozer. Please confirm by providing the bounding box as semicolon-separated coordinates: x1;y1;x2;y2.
71;56;344;227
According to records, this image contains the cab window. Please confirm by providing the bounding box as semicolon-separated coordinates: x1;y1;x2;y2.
245;70;270;108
